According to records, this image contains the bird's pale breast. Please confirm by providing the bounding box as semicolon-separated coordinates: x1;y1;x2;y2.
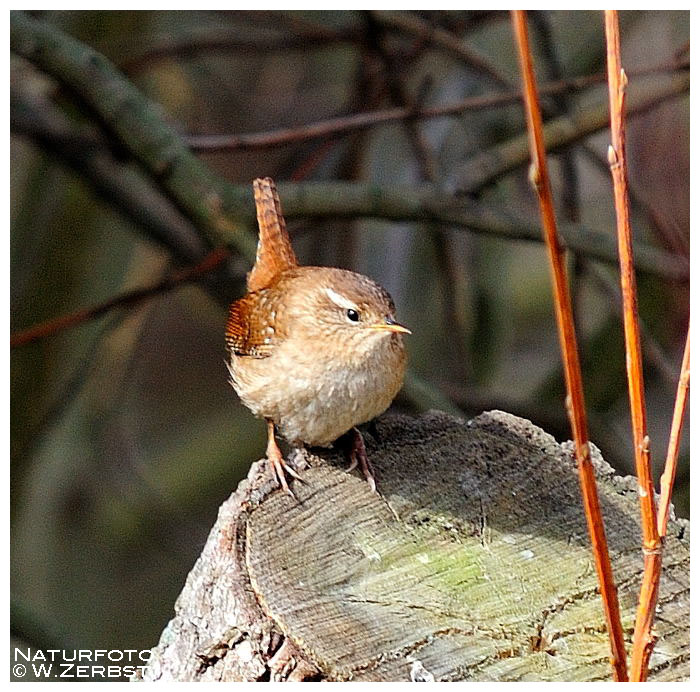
228;332;406;446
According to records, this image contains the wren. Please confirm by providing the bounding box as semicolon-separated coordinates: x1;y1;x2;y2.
226;178;410;498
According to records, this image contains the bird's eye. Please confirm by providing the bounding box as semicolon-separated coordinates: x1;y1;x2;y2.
346;309;360;322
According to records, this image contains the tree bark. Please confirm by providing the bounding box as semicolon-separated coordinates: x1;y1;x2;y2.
134;411;689;682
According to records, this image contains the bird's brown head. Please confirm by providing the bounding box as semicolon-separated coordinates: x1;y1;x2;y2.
276;266;410;364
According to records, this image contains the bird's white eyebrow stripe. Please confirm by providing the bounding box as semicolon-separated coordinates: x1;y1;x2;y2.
324;287;358;311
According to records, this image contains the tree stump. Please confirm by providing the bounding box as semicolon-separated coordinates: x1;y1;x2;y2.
135;411;689;681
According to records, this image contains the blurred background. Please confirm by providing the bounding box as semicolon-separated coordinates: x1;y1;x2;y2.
11;10;689;678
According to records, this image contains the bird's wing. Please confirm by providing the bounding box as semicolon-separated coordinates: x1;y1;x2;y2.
247;177;298;292
225;290;276;358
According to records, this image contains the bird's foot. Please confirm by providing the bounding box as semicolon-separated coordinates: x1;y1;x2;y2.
266;421;304;501
343;426;377;494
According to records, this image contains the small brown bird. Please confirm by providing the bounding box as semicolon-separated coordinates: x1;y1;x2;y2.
226;178;410;497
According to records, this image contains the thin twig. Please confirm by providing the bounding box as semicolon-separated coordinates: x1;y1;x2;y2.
657;330;690;537
185;58;688;153
511;11;628;682
604;11;660;682
372;10;511;88
10;248;230;348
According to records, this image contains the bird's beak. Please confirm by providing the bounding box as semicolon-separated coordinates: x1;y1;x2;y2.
368;317;412;335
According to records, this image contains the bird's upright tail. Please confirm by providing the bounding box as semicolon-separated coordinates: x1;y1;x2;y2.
247;177;298;291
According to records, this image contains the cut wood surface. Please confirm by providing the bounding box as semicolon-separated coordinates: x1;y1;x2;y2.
135;411;688;682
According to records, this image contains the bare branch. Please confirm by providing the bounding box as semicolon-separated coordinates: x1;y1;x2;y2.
604;11;660;681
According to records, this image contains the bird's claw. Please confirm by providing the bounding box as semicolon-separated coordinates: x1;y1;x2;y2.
347;427;378;494
268;455;303;502
266;421;304;502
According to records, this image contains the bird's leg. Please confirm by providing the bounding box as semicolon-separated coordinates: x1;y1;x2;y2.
265;420;303;499
345;426;377;494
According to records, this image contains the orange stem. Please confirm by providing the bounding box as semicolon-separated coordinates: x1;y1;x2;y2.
511;11;628;682
604;11;661;682
657;330;689;538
